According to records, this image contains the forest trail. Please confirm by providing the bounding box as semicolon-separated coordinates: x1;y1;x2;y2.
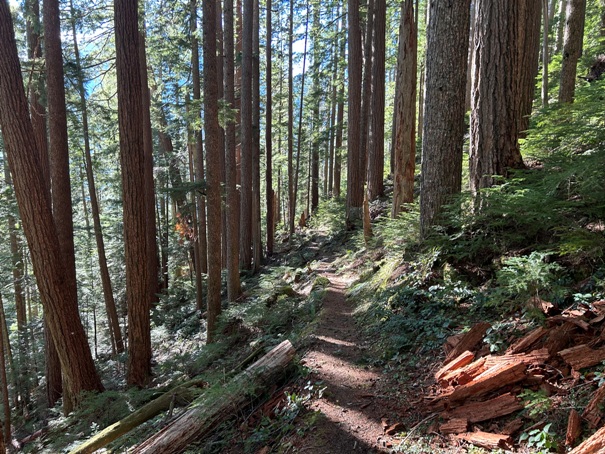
285;257;404;453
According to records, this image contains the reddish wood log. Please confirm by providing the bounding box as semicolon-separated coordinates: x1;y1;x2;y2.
566;409;582;447
506;326;548;354
457;431;513;450
435;351;474;382
569;424;605;454
132;341;296;454
445;322;491;364
560;344;605;371
438;357;487;388
439;418;468;435
582;384;605;428
447;362;526;403
484;348;550;369
442;393;523;423
545;322;577;355
501;418;524;436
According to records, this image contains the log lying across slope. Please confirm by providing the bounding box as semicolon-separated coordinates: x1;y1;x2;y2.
133;340;296;454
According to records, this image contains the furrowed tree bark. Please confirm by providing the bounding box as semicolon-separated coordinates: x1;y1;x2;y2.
0;296;11;445
133;340;296;453
0;0;104;409
359;0;374;188
558;0;587;103
114;0;152;387
265;0;274;255
391;0;417;218
251;0;262;272
203;0;223;342
69;379;207;454
419;0;470;232
224;0;242;300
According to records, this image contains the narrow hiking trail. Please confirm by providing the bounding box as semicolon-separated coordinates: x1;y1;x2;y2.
285;258;408;453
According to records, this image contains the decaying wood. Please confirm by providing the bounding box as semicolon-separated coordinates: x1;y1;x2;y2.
501;418;524;436
548;315;590;331
132;340;296;454
528;296;557;315
483;348;549;369
569;424;605;454
435;351;474;382
445;322;491;364
582;384;605;428
545;322;577;355
559;344;605;371
442;392;523;423
438;357;487;388
444;333;465;356
507;326;548;354
447;362;526;403
439;418;467;434
69;379;208;454
457;431;512;450
566;409;582;447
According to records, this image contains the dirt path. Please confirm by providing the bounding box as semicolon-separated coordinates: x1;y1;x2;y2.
287;259;405;453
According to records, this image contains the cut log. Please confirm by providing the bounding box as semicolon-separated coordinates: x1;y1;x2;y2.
435;351;474;382
445;322;491;364
566;409;582;447
569;424;605;454
582;384;605;428
447;362;526;403
484;348;550;369
559;344;605;371
507;326;548;354
457;431;513;450
132;340;296;454
439;418;467;435
438;357;487;388
442;393;523;423
69;379;208;454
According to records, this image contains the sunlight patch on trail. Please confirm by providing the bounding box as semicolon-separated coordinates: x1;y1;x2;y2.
314;335;357;348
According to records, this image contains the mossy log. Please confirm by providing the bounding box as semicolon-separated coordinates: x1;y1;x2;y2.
68;378;208;454
133;340;296;454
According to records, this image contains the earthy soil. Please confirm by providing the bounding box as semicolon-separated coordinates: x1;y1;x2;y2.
279;258;414;453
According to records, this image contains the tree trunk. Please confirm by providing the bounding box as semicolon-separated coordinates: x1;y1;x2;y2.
359;0;375;188
420;0;470;232
114;0;152;387
310;2;321;213
0;296;11;446
203;0;223;343
251;0;262;272
558;0;586;103
470;0;525;194
333;15;345;200
287;0;295;235
346;0;364;225
70;0;124;355
391;0;417;218
543;0;550;107
132;341;296;454
265;0;274;255
518;0;542;137
366;0;386;201
224;0;242;300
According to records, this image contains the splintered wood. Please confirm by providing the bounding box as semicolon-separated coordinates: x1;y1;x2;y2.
428;310;605;450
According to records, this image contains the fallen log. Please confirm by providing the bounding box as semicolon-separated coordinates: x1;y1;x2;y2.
435;351;474;382
439;418;467;435
559;344;605;371
547;315;590;331
445;323;491;364
438;357;487;388
582;384;605;428
457;431;512;450
133;340;296;454
569;424;605;454
69;378;208;454
566;409;582;447
484;348;549;369
442;392;523;423
447;362;526;403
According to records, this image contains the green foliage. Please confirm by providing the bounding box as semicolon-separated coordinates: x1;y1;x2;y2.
519;423;558;453
307;199;346;237
520;389;552;419
497;252;563;303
